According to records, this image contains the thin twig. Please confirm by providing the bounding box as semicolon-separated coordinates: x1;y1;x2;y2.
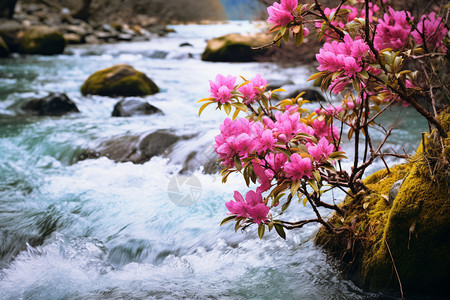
384;239;404;299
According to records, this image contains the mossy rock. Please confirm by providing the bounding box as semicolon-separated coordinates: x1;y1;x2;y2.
17;26;66;55
0;36;9;57
201;33;271;62
316;107;450;296
81;64;160;97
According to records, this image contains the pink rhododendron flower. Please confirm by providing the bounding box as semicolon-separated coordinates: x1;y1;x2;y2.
225;191;248;218
267;0;298;27
238;82;256;104
343;56;362;77
257;129;277;153
252;161;273;192
209;74;236;104
238;74;267;105
284;153;312;180
267;2;294;27
251;73;267;91
374;7;412;51
280;0;298;12
412;12;447;52
307;137;335;162
316;35;369;93
225;190;270;224
265;152;288;174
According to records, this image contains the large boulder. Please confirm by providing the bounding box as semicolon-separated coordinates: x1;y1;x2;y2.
0;36;9;57
17;26;66;55
201;33;271;62
81;64;160;97
21;93;79;116
316;107;450;297
112;98;163;117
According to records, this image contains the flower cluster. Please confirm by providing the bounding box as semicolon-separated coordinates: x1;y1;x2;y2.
225;190;270;224
209;73;267;105
411;12;447;52
316;34;371;93
200;0;449;240
238;74;267;105
209;74;236;104
374;8;412;51
267;0;298;27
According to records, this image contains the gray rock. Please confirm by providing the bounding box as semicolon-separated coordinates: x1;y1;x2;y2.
84;34;100;44
112;98;163;117
80;129;184;164
267;79;295;90
65;25;88;37
117;33;133;41
388;178;405;206
63;33;83;44
21;93;79;116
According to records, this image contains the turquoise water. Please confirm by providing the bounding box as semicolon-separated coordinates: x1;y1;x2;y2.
0;22;427;299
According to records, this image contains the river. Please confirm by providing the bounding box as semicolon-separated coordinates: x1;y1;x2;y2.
0;21;428;299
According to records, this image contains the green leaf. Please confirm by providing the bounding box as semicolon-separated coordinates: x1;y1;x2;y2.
274;223;286;240
232;108;240;120
234;155;242;171
223;102;232;115
272;193;283;207
282;194;292;213
307;179;319;193
295;25;304;46
290;180;301;196
271;88;286;93
328;151;348;160
261;94;269;108
220;215;236;226
320;163;337;173
308;71;326;82
275;146;291;157
234;219;242;232
302;197;308;206
268;221;274;232
197;97;215;103
313;170;321;183
258;223;265;239
232;102;248;111
198;101;214;116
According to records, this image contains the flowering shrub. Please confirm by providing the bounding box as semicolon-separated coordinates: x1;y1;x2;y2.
199;0;449;239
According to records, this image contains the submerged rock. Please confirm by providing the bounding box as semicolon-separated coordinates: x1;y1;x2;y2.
80;130;183;164
0;36;9;57
316;107;450;297
81;64;160;97
112;98;163;117
17;26;66;55
21;93;79;116
201;33;271;62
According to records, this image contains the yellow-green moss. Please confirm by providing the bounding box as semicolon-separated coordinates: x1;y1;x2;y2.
81;64;159;97
18;26;65;55
317;107;450;296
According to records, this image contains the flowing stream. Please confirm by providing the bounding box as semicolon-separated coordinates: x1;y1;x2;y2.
0;21;428;299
